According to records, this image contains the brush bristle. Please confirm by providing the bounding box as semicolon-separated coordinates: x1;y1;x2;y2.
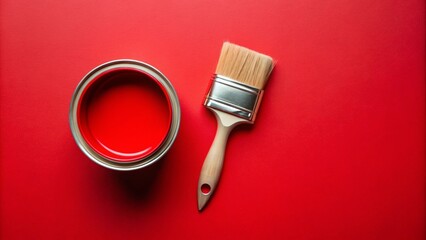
215;42;274;89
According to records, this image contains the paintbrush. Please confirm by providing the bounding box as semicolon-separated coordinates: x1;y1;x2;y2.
198;42;274;210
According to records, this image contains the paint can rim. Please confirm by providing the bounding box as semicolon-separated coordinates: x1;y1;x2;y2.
69;59;181;171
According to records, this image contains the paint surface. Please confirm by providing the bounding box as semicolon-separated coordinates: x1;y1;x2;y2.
78;69;171;162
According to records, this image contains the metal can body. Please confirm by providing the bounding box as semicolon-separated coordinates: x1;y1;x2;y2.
69;59;180;170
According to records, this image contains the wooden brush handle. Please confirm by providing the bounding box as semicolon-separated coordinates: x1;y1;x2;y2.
197;110;248;211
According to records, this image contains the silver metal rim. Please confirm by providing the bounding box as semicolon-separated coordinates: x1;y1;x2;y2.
69;59;181;171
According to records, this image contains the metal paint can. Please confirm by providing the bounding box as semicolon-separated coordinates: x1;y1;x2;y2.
69;59;180;170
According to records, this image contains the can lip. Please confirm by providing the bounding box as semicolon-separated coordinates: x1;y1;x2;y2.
69;59;181;171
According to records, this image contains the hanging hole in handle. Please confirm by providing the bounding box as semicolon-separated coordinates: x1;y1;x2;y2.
201;184;211;194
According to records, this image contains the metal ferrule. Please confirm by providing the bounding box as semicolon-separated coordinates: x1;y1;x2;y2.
204;74;264;122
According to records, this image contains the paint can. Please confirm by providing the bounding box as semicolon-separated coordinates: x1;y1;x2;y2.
69;59;180;170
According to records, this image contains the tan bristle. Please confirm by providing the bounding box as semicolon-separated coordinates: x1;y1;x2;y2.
215;42;274;89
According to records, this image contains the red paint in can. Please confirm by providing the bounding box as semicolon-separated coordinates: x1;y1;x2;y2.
77;68;172;162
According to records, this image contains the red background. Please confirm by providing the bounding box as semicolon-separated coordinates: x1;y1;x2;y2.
1;0;424;239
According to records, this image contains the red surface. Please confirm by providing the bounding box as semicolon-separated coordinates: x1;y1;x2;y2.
78;68;171;161
0;0;424;239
